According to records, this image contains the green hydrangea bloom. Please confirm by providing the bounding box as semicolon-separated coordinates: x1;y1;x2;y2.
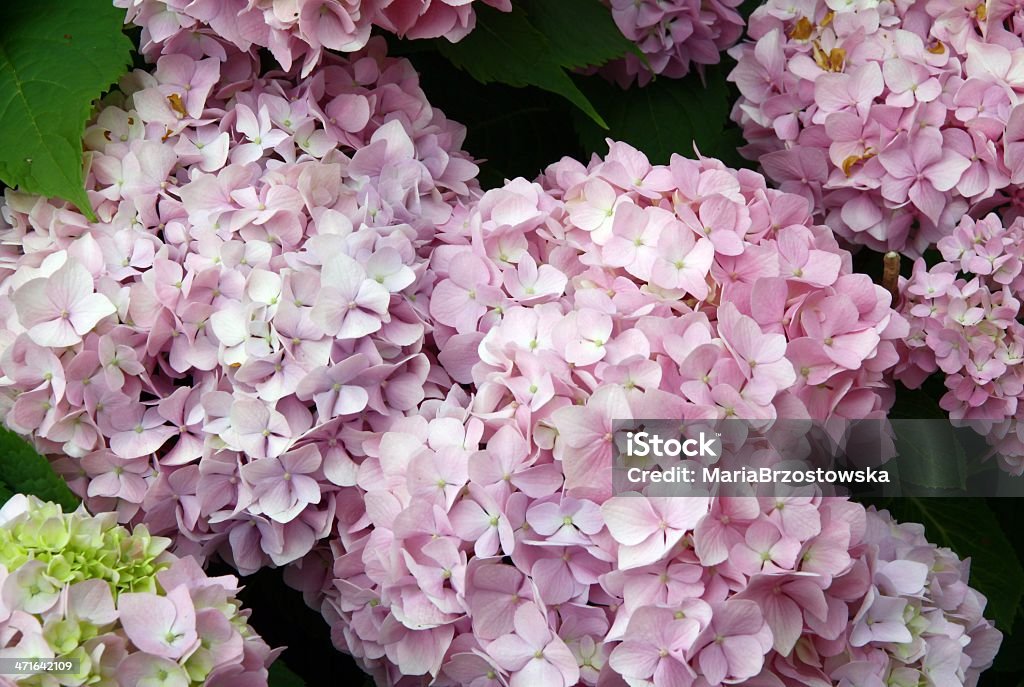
0;495;276;687
0;497;171;596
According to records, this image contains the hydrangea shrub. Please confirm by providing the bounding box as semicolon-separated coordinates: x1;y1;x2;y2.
0;494;278;686
729;0;1024;255
0;0;1014;684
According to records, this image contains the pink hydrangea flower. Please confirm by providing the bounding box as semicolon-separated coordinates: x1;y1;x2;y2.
274;144;999;687
729;0;1024;255
0;37;478;572
11;259;116;348
601;0;746;87
116;0;512;76
608;605;703;685
487;603;580;687
896;212;1024;474
289;390;1001;686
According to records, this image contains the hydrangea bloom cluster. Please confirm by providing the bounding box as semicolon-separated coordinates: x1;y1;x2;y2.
0;494;278;686
431;141;906;441
0;37;478;575
287;408;1001;686
601;0;745;87
116;0;512;76
728;0;1024;256
271;145;1002;687
896;212;1024;474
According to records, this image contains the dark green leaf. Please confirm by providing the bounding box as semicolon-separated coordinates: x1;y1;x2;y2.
992;586;1024;670
0;427;79;511
0;0;133;219
739;0;763;20
890;420;967;491
888;380;951;420
887;384;975;491
435;4;607;127
886;498;1024;631
406;50;584;187
269;663;306;687
521;0;633;70
573;62;744;166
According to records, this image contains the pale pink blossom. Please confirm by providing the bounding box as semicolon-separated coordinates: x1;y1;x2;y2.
486;604;580;687
11;260;116;347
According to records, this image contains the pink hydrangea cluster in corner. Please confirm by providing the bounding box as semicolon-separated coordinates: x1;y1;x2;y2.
729;0;1024;256
279;144;1000;687
897;212;1024;474
116;0;511;76
0;36;478;575
600;0;746;87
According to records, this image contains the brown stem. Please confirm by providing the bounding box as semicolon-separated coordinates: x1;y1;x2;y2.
881;251;900;304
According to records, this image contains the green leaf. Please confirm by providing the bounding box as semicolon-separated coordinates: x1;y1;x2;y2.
890;421;967;492
521;0;634;70
0;427;79;511
435;4;608;128
405;50;585;188
269;663;306;687
888;380;951;420
739;0;763;20
885;498;1024;631
573;62;744;166
991;585;1024;671
0;0;133;219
